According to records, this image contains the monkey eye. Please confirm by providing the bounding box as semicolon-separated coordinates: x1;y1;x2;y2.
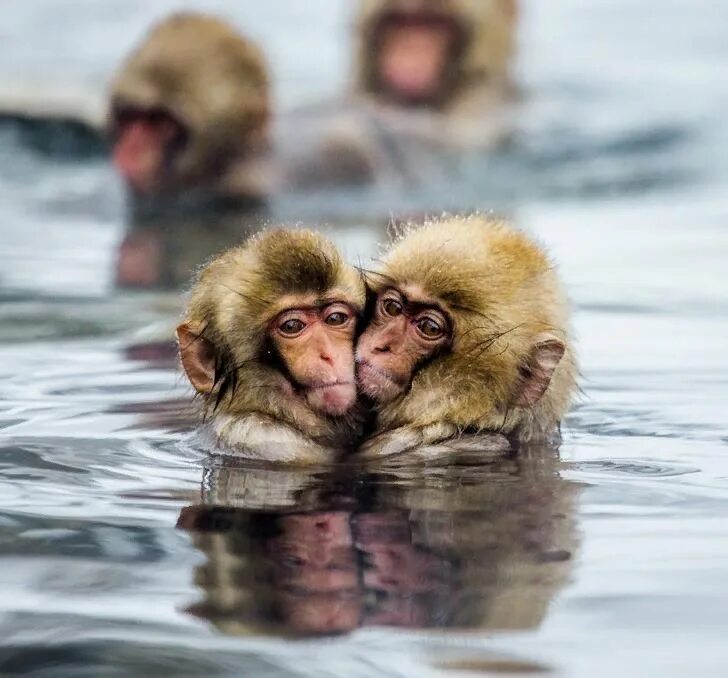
416;316;446;340
325;311;350;326
381;297;404;317
278;318;306;336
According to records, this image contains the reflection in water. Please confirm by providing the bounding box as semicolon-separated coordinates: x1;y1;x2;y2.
178;448;579;637
116;201;268;291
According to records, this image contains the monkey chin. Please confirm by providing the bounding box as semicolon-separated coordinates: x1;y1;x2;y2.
356;361;403;405
304;383;358;418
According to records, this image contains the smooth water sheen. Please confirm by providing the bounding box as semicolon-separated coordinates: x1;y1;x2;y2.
1;1;727;676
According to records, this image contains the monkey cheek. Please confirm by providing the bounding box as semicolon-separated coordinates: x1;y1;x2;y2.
306;384;357;417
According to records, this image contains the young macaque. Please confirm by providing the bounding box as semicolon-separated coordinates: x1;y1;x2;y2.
108;13;271;205
353;0;519;146
177;229;366;464
355;215;577;460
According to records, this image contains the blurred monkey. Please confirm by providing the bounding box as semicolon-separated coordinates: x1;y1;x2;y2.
108;13;272;206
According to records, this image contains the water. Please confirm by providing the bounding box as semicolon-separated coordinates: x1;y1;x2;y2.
1;1;728;676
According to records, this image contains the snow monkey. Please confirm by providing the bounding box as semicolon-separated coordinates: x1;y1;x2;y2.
355;0;518;116
108;13;271;202
355;215;577;459
177;229;367;464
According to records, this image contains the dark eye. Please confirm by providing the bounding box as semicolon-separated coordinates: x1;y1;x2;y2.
382;298;403;317
416;317;445;340
279;318;306;336
325;311;349;326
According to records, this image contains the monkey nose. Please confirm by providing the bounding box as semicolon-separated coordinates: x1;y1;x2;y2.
372;343;392;354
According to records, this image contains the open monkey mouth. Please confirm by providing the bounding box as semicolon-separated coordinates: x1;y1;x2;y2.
373;10;466;104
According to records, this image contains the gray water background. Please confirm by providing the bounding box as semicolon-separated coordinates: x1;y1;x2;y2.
1;1;728;676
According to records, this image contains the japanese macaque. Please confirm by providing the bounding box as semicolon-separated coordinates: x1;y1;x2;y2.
355;215;577;459
177;229;366;463
353;0;518;145
108;13;271;204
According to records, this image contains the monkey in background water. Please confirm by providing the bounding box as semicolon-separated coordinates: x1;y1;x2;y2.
355;0;518;118
109;13;272;209
285;0;520;190
355;215;578;460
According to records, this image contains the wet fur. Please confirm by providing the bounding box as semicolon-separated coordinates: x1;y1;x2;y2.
358;214;578;456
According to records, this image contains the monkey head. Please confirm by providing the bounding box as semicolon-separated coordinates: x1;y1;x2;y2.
108;13;270;197
356;216;577;445
177;229;366;453
355;0;517;108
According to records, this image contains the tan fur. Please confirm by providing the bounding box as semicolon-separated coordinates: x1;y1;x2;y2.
362;215;578;451
354;0;517;113
180;229;366;459
109;12;270;196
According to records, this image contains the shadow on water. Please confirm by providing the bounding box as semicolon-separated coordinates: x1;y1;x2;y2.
177;448;580;639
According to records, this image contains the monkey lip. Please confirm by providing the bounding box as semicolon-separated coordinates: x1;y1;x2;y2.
304;381;357;417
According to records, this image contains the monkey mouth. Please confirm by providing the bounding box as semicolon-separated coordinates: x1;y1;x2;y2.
305;380;355;391
303;381;357;417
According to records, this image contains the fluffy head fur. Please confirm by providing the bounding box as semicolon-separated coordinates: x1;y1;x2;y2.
109;12;270;188
366;215;577;443
354;0;517;109
182;229;366;452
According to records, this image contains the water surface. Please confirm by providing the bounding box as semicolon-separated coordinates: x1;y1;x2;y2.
1;1;727;676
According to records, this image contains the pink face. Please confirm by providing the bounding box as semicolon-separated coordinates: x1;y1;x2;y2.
356;288;451;403
270;302;359;417
111;106;187;194
373;5;463;104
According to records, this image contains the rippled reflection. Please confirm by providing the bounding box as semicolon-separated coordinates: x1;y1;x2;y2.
178;448;579;637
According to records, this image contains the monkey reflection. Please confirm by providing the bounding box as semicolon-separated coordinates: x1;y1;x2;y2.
177;448;579;637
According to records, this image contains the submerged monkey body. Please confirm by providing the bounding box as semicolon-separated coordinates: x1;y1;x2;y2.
356;215;577;458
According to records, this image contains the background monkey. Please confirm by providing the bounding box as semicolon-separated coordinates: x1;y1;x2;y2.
109;13;271;205
177;229;366;464
355;215;577;459
351;0;519;148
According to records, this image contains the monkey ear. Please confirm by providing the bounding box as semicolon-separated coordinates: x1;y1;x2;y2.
176;323;216;394
514;334;565;407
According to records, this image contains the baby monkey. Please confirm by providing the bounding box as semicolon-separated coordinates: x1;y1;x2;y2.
177;229;366;464
356;215;577;459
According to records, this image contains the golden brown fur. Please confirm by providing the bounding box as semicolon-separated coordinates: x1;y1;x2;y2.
355;0;518;114
179;229;366;463
357;215;577;457
109;12;270;198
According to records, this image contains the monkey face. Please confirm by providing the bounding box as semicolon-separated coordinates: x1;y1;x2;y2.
358;0;518;109
362;0;468;106
110;103;189;195
356;287;451;403
269;302;359;417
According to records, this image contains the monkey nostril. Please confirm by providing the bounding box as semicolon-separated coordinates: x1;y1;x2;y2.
373;344;391;354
